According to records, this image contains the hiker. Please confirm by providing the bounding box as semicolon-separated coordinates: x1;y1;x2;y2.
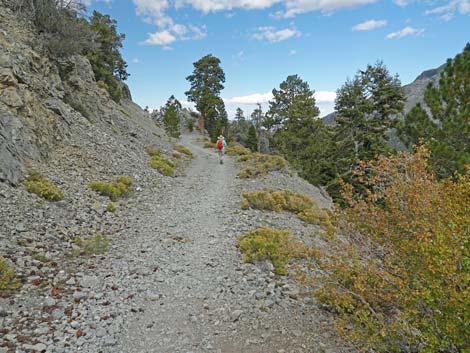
216;135;227;164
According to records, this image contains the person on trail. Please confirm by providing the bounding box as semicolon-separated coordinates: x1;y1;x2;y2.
216;135;227;164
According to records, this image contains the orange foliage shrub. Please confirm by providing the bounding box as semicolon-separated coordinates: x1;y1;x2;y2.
313;146;470;352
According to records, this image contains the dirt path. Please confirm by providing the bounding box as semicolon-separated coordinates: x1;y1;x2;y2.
77;135;352;353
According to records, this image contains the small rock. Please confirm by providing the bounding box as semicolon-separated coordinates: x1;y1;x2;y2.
16;222;27;232
44;297;56;307
230;309;243;322
51;308;64;320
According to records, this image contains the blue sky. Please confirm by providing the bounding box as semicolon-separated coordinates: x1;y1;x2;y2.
85;0;470;117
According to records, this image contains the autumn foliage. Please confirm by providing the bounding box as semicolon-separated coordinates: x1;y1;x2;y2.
314;146;470;352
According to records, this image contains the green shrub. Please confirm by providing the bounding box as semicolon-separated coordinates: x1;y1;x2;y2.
24;171;64;201
203;141;215;148
242;189;313;212
73;235;109;256
226;144;251;156
238;227;306;275
313;146;470;352
235;152;288;178
0;256;21;292
174;144;193;158
88;176;132;201
106;203;116;213
148;156;175;176
145;146;160;157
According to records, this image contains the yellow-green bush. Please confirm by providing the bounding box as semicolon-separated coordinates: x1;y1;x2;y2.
174;144;193;158
88;176;133;201
313;146;470;353
242;189;313;212
145;146;160;157
238;227;306;275
0;256;21;291
203;141;215;148
226;144;251;156
24;171;64;201
236;153;288;178
148;156;175;176
73;234;109;256
106;202;116;213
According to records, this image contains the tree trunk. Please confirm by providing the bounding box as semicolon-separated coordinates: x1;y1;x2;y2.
199;110;205;135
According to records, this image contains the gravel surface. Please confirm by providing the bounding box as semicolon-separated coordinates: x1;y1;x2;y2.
1;134;355;353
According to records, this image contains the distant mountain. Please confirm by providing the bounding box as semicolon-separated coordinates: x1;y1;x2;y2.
321;63;446;125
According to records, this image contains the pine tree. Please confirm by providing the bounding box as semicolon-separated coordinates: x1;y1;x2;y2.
162;96;181;138
245;124;258;152
185;55;225;135
398;43;470;178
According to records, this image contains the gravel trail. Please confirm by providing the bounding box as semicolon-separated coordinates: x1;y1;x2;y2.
75;135;353;353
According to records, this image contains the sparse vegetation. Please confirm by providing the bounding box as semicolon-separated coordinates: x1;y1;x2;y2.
145;146;160;157
148;156;175;176
88;176;132;201
0;256;21;292
33;254;49;263
225;143;251;156
174;145;193;158
24;170;64;201
241;189;332;231
238;227;306;275
241;189;313;212
203;141;215;148
106;203;116;213
237;153;288;178
73;235;110;256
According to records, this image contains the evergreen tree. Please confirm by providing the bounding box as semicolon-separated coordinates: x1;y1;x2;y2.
185;54;225;135
267;75;333;184
245;124;258;152
86;11;128;102
231;107;251;145
398;43;470;178
162;95;181;138
328;62;405;202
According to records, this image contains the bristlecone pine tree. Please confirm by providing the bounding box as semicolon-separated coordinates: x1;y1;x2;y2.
185;54;225;135
398;43;470;178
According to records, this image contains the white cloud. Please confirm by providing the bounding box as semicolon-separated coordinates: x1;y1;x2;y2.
143;30;176;45
132;58;140;64
82;0;111;6
315;91;336;103
288;49;297;55
386;26;424;39
282;0;378;18
134;0;206;47
224;91;273;105
394;0;412;6
253;26;301;42
133;0;380;46
352;19;387;31
425;0;470;21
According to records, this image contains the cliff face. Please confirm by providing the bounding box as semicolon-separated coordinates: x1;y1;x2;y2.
0;2;169;186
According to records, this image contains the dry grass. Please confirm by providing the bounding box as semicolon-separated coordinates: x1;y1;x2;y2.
203;141;215;149
145;146;160;157
72;235;110;256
